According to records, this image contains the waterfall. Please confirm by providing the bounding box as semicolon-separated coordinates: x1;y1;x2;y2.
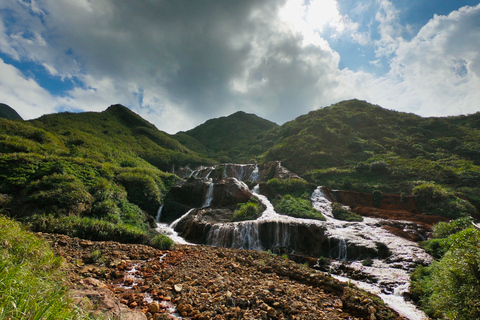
310;187;334;218
207;222;262;250
248;165;260;183
337;238;348;260
164;172;431;319
170;208;195;230
154;208;193;245
202;182;214;208
156;205;164;222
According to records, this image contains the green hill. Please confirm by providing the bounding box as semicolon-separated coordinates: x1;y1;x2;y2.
0;103;23;120
251;100;480;198
174;111;277;163
0;104;217;247
29;104;215;171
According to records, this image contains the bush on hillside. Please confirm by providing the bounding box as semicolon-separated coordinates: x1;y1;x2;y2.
411;229;480;320
152;234;174;250
233;196;265;221
274;195;325;221
413;183;476;218
266;178;316;198
331;203;363;221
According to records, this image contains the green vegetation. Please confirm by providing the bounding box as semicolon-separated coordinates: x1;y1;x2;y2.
232;196;266;221
411;223;480;320
331;203;363;222
250;100;480;198
174;111;277;163
413;182;476;218
152;234;174;250
265;178;316;198
273;194;325;221
263;178;323;220
0;106;195;248
0;103;23;120
0;215;89;319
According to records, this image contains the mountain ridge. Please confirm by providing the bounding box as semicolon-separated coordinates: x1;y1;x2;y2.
0;103;23;121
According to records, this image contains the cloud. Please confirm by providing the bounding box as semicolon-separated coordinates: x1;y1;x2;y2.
0;0;479;134
345;4;480;116
0;58;58;119
1;0;351;132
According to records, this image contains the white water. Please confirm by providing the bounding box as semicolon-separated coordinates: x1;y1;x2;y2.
155;208;193;245
206;184;431;319
157;165;431;319
156;205;163;222
202;181;214;208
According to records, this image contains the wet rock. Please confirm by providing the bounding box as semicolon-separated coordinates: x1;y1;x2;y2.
148;301;161;313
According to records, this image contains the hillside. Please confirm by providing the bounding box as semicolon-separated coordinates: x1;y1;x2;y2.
0;103;23;120
29;104;215;171
249;100;480;202
174;111;277;163
0;104;218;249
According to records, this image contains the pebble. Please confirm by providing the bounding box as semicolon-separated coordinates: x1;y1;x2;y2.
40;233;406;320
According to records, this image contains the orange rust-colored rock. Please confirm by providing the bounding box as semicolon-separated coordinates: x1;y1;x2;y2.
326;188;449;227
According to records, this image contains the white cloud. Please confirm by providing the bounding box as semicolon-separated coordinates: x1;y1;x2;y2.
374;0;405;58
0;58;58;118
1;0;479;134
342;4;480;117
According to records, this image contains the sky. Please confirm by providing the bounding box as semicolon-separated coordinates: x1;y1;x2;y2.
1;0;480;134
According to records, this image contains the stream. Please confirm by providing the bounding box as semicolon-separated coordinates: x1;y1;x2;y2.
156;165;431;320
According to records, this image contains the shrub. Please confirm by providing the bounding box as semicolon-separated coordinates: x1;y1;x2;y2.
369;161;390;175
27;173;92;213
266;178;316;198
316;256;330;267
233;196;265;221
274;195;325;221
432;217;473;239
152;234;174;250
331;203;363;221
25;214;150;244
412;229;480;320
115;169;164;214
413;183;476;218
372;190;383;207
362;258;373;266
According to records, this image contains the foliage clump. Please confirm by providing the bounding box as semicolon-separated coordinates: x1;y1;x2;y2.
0;215;90;319
411;228;480;320
152;234;174;250
233;196;266;221
413;182;476;218
266;178;316;198
331;203;363;222
274;194;325;221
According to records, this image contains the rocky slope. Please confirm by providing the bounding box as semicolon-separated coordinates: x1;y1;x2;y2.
41;232;407;320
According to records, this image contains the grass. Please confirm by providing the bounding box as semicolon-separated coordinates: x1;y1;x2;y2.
232;196;266;221
0;214;91;319
331;203;363;222
273;195;326;221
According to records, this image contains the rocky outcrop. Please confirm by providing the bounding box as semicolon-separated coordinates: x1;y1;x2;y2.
210;178;251;209
328;188;449;227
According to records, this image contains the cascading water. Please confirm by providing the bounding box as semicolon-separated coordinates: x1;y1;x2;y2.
156;205;163;222
202;181;214;208
160;164;431;319
155;207;192;245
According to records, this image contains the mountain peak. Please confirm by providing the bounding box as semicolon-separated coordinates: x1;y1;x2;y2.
0;103;23;121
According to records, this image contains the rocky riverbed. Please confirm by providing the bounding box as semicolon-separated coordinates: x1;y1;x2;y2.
40;232;408;320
